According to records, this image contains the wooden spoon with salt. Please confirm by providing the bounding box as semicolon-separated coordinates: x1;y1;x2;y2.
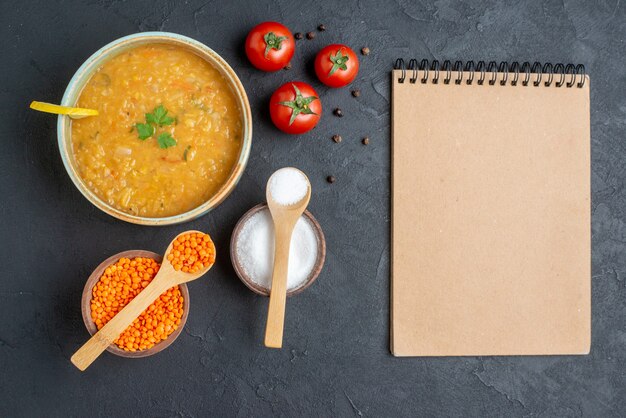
264;168;311;348
71;230;215;371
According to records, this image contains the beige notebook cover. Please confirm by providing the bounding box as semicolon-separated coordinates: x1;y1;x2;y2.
391;63;590;356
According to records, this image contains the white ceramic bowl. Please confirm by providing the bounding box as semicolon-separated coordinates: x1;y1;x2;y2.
58;32;252;225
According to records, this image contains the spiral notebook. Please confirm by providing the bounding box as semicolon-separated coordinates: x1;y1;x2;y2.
391;60;591;356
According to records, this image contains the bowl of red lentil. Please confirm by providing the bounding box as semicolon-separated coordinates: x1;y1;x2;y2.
80;249;190;358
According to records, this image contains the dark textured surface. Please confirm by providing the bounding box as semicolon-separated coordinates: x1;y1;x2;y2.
1;0;624;416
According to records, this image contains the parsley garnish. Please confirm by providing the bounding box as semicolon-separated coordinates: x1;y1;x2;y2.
157;132;177;149
146;104;175;126
135;123;154;140
133;105;177;148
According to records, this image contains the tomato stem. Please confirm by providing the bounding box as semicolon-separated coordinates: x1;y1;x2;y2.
263;32;288;58
328;48;350;76
277;84;318;125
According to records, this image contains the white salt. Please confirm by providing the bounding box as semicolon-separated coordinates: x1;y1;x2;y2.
268;167;309;206
236;208;318;291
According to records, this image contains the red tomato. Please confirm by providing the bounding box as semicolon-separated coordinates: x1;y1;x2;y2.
314;44;359;88
269;82;322;134
245;22;295;72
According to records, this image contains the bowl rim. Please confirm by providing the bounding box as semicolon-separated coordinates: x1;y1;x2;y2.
80;250;190;358
58;31;253;225
230;203;326;297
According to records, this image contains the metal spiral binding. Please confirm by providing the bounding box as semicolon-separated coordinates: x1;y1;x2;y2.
394;58;406;83
408;59;418;83
488;61;498;85
393;59;586;88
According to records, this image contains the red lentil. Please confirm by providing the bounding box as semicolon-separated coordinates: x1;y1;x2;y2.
90;257;184;352
167;232;216;274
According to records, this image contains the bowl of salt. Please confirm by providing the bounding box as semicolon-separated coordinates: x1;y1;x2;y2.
230;203;325;296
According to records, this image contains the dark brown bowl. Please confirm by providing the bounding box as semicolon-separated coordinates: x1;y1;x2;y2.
230;203;326;297
80;250;190;358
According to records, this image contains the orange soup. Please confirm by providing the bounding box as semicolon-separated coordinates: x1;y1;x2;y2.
71;44;243;217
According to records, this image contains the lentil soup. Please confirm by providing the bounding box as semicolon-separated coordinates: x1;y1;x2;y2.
71;44;243;217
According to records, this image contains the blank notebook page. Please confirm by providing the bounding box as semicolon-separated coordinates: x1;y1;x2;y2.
391;69;590;356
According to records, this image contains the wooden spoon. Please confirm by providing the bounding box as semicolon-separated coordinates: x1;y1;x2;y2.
71;230;215;371
264;168;311;348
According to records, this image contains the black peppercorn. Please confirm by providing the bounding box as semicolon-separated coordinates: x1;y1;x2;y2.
318;24;326;31
327;175;336;184
351;89;361;97
294;32;303;40
306;31;315;40
284;62;291;70
362;137;370;145
332;134;342;143
333;108;343;117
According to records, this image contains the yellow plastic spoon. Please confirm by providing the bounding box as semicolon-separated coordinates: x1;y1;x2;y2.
30;101;98;119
